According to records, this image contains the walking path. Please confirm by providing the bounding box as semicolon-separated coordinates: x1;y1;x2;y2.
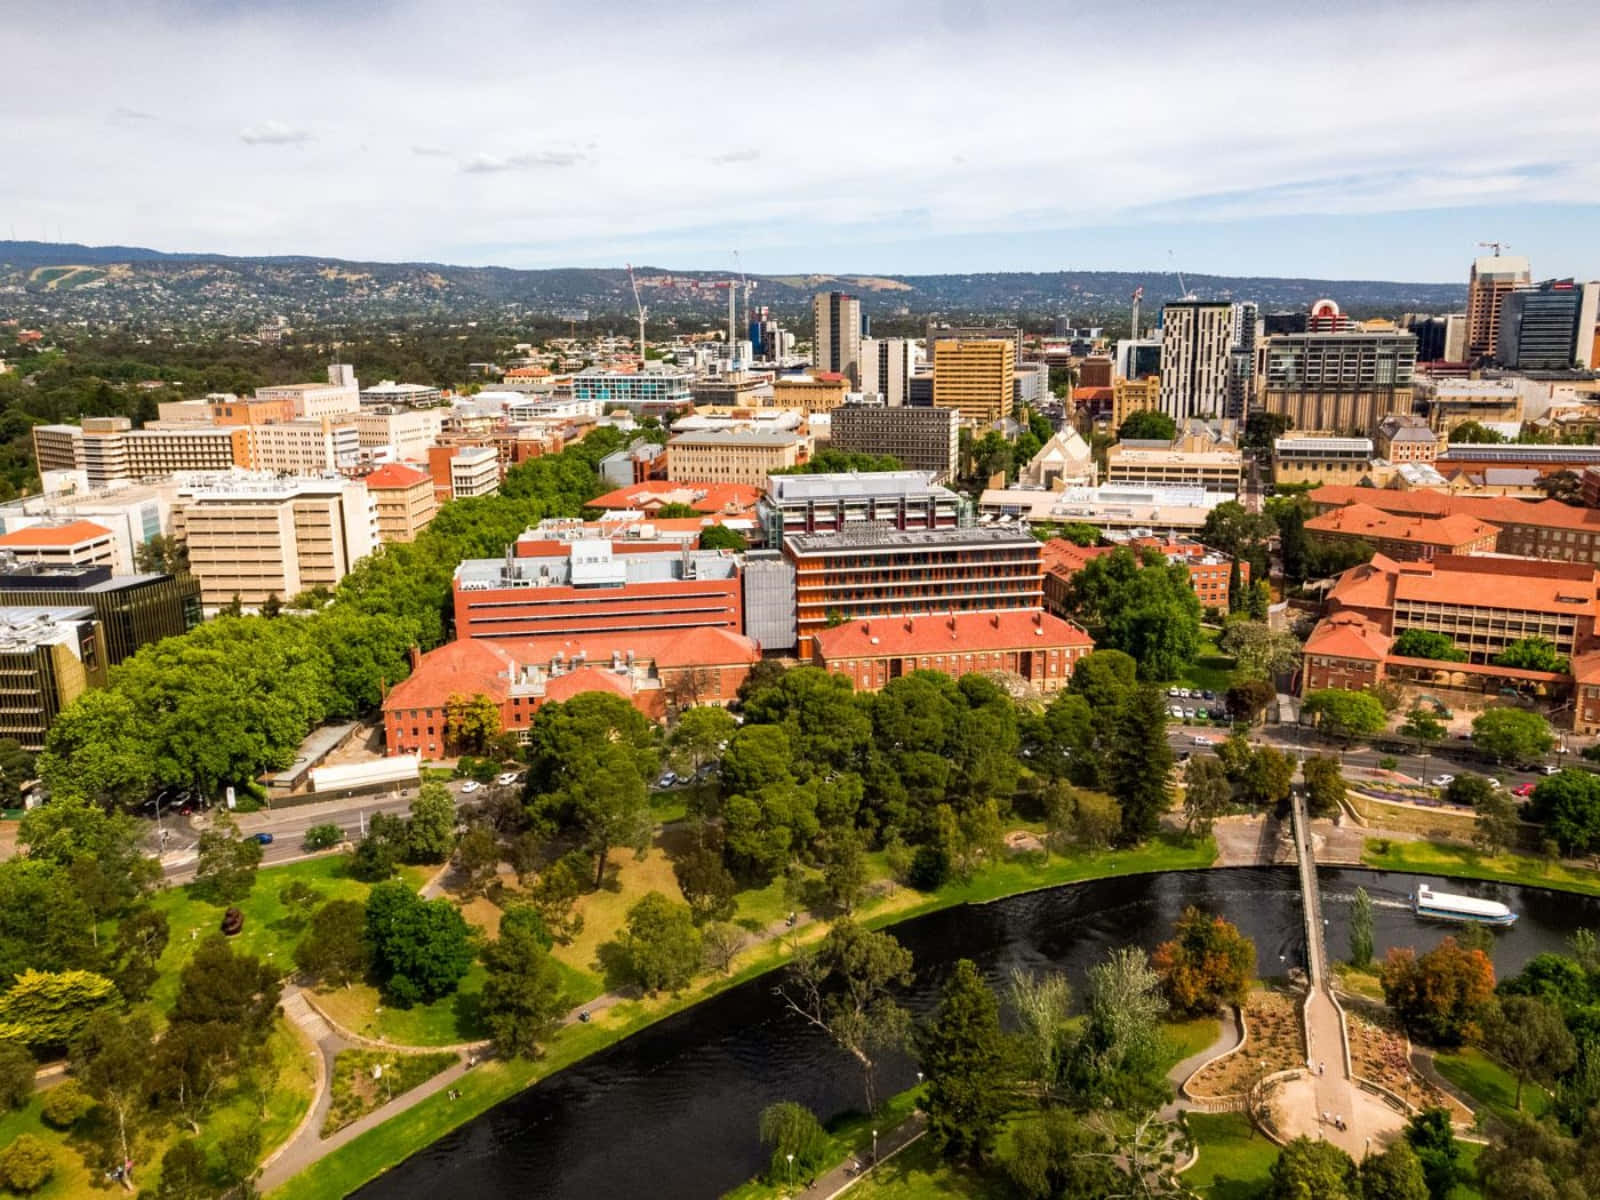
1158;1008;1242;1123
792;1113;928;1200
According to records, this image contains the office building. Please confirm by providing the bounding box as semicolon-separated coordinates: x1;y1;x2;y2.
355;406;445;460
1079;357;1114;389
830;404;960;481
1496;280;1600;370
933;338;1015;425
1466;253;1533;361
254;364;360;419
1115;337;1162;382
811;609;1093;695
0;521;118;569
171;473;378;608
570;367;693;414
783;525;1042;656
1110;376;1162;432
363;463;438;543
360;380;444;407
773;374;850;414
926;323;1024;363
760;472;969;545
1159;301;1235;421
246;417;360;474
859;337;916;407
1305;502;1499;562
453;537;742;641
665;429;803;486
812;292;863;386
1407;314;1468;363
1271;436;1377;487
0;561;200;665
1414;378;1522;433
1014;362;1050;409
1105;425;1243;492
1228;301;1260;418
32;419;248;486
0;607;107;750
1260;325;1418;433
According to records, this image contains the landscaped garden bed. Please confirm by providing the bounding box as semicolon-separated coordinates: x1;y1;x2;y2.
1346;1010;1471;1123
1185;990;1304;1099
324;1050;459;1136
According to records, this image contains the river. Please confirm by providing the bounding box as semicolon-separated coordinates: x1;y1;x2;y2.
355;867;1600;1199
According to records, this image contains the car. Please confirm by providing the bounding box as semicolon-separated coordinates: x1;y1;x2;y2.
252;832;274;845
1541;764;1561;775
656;771;679;788
1201;690;1216;701
1184;708;1197;720
1513;782;1537;797
1430;774;1455;788
1167;688;1180;698
1170;706;1185;719
460;780;482;794
1486;778;1502;789
496;772;521;787
1192;735;1217;746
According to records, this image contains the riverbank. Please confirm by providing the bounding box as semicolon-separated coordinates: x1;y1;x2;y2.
1362;838;1600;897
269;834;1217;1199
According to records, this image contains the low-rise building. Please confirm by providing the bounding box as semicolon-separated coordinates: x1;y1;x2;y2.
0;560;200;664
571;367;693;415
980;483;1231;537
1017;429;1097;489
1110;375;1162;432
426;444;500;502
355;406;445;460
1375;414;1441;463
1304;502;1500;562
254;364;360;419
0;520;118;569
363;463;437;543
245;417;360;474
1309;485;1600;566
772;374;851;415
666;428;803;485
209;395;298;426
1272;436;1376;487
588;481;763;519
760;472;969;545
829;403;960;481
1105;426;1243;492
360;380;445;407
1416;378;1523;432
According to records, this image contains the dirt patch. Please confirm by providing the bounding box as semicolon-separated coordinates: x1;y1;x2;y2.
1005;830;1044;854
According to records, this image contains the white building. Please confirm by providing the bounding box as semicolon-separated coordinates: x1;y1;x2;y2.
449;446;500;499
359;380;444;407
255;364;361;419
247;417;360;474
1159;301;1236;422
859;337;917;407
355;407;445;461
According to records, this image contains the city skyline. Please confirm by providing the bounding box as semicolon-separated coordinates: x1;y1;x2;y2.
6;0;1599;281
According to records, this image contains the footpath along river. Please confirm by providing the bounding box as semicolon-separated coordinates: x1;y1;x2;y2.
356;867;1598;1199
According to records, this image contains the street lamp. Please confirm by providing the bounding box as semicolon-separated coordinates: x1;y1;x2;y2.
786;1152;794;1191
872;1128;879;1164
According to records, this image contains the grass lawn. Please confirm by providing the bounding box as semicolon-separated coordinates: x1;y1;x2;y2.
550;841;686;984
1173;628;1237;695
1434;1046;1550;1124
1331;962;1386;1002
314;967;487;1047
834;1132;1011;1200
721;1087;922;1199
1158;1017;1223;1075
1185;1112;1276;1200
1361;839;1600;898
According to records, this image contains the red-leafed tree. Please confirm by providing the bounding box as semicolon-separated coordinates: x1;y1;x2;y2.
1380;938;1496;1047
1151;906;1256;1017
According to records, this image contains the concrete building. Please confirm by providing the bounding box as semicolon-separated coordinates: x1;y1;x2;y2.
783;525;1042;656
171;473;378;608
1158;301;1235;421
1415;378;1523;432
1466;253;1533;361
926;323;1024;363
760;472;968;545
0;606;107;750
355;406;445;461
933;338;1015;425
665;428;803;486
859;337;916;407
453;537;742;641
437;444;500;500
245;417;360;474
0;481;179;576
1014;362;1051;410
812;292;863;386
1105;425;1242;492
811;609;1093;695
363;462;437;544
0;561;200;665
1260;326;1418;434
0;521;118;569
740;549;797;651
830;403;960;481
1017;429;1096;489
570;367;693;414
1115;337;1162;383
1496;280;1600;370
360;380;445;407
1272;436;1377;487
979;482;1229;537
1408;313;1469;363
255;364;360;419
1229;300;1260;418
1304;502;1499;562
33;419;248;486
773;374;851;415
209;395;298;426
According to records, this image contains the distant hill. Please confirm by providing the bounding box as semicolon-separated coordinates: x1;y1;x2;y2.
0;240;1466;330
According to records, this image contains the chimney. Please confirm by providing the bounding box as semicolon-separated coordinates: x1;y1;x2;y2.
991;613;1000;628
408;645;421;671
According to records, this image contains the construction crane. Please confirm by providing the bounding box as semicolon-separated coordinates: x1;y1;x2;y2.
636;271;757;360
1130;286;1143;339
626;263;648;362
1168;250;1190;299
1477;241;1511;257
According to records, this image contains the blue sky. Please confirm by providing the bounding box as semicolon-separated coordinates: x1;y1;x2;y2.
4;0;1599;283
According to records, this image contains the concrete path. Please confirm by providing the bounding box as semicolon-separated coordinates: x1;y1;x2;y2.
1158;1007;1242;1122
791;1112;928;1200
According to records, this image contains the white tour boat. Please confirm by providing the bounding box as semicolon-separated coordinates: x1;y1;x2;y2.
1413;884;1517;927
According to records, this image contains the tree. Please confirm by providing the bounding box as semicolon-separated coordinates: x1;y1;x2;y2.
1007;968;1072;1104
1074;791;1122;851
1068;946;1169;1113
1118;409;1177;442
1279;504;1313;586
111;906;170;1002
1381;937;1495;1047
1400;707;1446;763
1479;994;1577;1111
1349;887;1374;969
1201;501;1276;580
672;838;738;925
1062;549;1202;680
349;811;407;882
0;1038;33;1111
527;851;588;943
1001;1108;1117;1200
1152;907;1255;1016
566;744;654;889
1449;420;1504;444
620;892;701;995
192;813;263;904
1404;1107;1462;1200
1472;707;1554;765
479;911;568;1059
1392;629;1467;662
667;705;736;779
0;1134;53;1194
1220;619;1302;680
1302;755;1346;819
1301;688;1387;744
1530;770;1600;855
406;782;458;864
39;1078;94;1129
1472;785;1521;857
719;724;795;795
1359;1139;1429;1200
757;1102;828;1186
701;922;745;974
1495;636;1569;673
918;959;1007;1164
304;822;343;851
444;692;501;756
819;829;870;916
152;1140;211;1199
71;1010;156;1188
1226;678;1277;725
1182;756;1231;839
293;899;369;987
1109;686;1173;842
698;524;747;551
0;969;118;1050
1267;1137;1359;1200
1236;743;1295;813
18;797;157;919
454;825;502;898
365;881;475;1007
778;921;913;1111
1538;469;1583;505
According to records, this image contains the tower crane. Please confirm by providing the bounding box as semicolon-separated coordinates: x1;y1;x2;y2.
626;263;647;362
1477;241;1511;257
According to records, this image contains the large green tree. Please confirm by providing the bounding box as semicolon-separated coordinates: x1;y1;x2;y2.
1062;548;1202;680
1530;770;1600;855
364;881;475;1007
1472;707;1554;765
1108;685;1173;842
1359;1139;1430;1200
1301;688;1387;744
1479;994;1577;1111
619;892;702;995
479;910;569;1058
1267;1137;1359;1200
918;959;1008;1164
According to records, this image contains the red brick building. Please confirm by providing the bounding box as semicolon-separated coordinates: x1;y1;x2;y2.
1040;536;1248;616
1304;503;1499;562
810;609;1093;694
587;481;763;519
382;626;761;754
1300;612;1391;692
1309;485;1600;566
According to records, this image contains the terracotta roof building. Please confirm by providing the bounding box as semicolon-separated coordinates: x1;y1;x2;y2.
363;462;437;544
810;609;1093;695
0;520;118;570
382;627;761;754
1305;502;1499;562
1301;611;1393;692
1039;536;1248;617
587;481;763;518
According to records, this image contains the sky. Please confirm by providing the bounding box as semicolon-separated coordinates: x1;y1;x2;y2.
5;0;1600;282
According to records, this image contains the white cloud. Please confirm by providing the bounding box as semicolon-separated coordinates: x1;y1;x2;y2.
239;120;313;146
459;149;586;173
710;148;760;165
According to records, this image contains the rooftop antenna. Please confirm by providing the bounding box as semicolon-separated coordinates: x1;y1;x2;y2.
626;263;647;362
1477;241;1510;257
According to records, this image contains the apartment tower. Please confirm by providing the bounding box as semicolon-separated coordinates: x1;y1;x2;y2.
812;292;863;387
1465;252;1532;362
1158;301;1236;422
932;338;1015;426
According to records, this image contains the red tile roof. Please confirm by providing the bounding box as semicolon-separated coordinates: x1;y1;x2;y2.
1328;552;1600;618
588;481;763;515
1305;503;1499;548
1310;486;1600;534
813;609;1093;659
1040;539;1114;576
0;520;113;548
1303;612;1392;661
364;463;432;489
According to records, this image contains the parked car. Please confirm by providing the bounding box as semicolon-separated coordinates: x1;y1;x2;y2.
1430;774;1455;788
1541;764;1561;775
460;780;481;794
1201;690;1216;701
496;771;522;787
1513;782;1537;797
1170;706;1185;719
1193;735;1217;746
252;832;274;845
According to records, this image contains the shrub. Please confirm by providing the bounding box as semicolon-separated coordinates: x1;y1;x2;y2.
39;1078;95;1128
304;823;344;851
907;844;951;891
0;1134;53;1193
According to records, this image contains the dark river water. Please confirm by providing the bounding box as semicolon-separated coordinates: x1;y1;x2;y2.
354;868;1600;1200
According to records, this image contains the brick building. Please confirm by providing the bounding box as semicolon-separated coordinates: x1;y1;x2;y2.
1309;486;1600;566
1304;503;1500;562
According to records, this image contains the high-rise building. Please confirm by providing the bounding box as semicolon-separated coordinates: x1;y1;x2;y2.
1158;301;1236;421
1260;327;1418;434
0;606;107;750
932;338;1015;425
363;463;438;544
830;403;960;481
0;560;201;665
1466;253;1533;362
1496;280;1600;370
859;337;916;406
1228;301;1260;417
925;323;1025;363
812;292;863;386
1407;314;1469;363
1115;338;1162;382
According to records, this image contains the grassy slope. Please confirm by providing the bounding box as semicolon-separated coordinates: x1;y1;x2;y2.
1185;1112;1277;1200
1362;839;1600;897
1434;1046;1551;1123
